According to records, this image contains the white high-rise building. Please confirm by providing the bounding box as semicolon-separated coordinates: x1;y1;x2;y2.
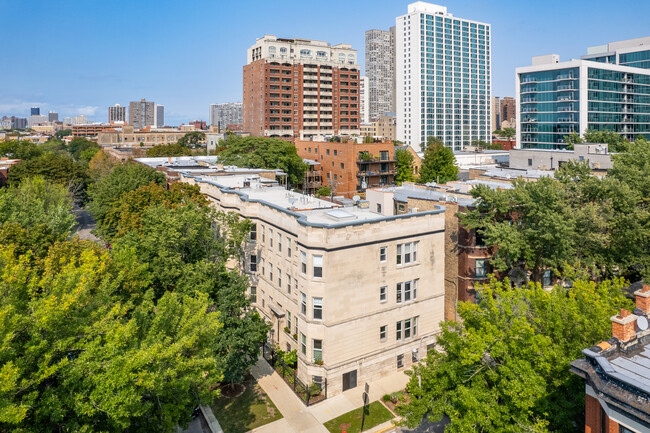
360;76;370;124
396;2;491;150
108;104;127;123
209;102;243;130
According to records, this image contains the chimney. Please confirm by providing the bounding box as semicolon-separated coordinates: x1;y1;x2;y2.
611;309;637;342
635;284;650;315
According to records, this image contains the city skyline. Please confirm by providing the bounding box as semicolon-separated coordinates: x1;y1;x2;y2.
2;0;650;125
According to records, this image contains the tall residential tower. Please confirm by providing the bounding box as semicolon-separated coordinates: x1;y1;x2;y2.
517;37;650;149
396;2;491;150
365;28;396;121
108;104;127;123
243;35;360;141
129;99;155;130
209;102;243;129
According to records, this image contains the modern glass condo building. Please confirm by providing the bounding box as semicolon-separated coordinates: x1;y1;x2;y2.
517;37;650;149
397;2;491;151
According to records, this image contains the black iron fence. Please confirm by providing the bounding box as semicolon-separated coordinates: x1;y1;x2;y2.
262;343;327;406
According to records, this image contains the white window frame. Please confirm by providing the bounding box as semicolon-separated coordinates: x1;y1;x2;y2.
380;286;387;302
380;246;387;262
301;251;307;274
397;241;419;265
313;255;323;278
313;297;323;320
380;325;387;342
300;292;307;315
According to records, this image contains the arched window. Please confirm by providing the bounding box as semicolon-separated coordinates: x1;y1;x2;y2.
317;51;327;58
268;46;276;53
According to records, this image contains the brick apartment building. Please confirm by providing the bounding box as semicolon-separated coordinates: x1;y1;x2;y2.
243;35;361;141
296;139;396;197
571;285;650;433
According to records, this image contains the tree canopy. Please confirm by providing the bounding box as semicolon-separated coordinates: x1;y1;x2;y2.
87;163;165;222
397;277;634;433
460;148;650;282
395;148;415;184
217;136;307;185
418;140;458;184
0;241;224;433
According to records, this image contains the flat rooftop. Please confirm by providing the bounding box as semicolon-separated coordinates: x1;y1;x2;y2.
187;173;444;227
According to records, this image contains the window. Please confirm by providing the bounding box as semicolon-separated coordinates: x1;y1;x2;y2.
380;247;387;262
313;297;323;320
301;333;307;355
412;349;419;363
278;268;282;287
250;223;257;241
313;339;322;362
269;229;274;247
294;316;299;335
380;286;387;302
250;286;257;303
287;238;292;258
528;158;533;167
312;375;323;391
340;163;344;169
261;290;265;308
262;226;265;243
380;325;387;341
377;203;382;213
543;269;552;287
287;311;291;331
278;233;282;252
396;280;418;303
301;292;307;315
396;317;418;341
301;251;307;274
397;354;404;368
250;254;257;272
475;259;487;278
397;241;418;265
313;255;323;278
269;263;274;282
287;274;292;293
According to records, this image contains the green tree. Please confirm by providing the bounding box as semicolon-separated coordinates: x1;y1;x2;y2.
146;143;195;157
397;277;633;433
0;176;75;237
0;241;224;432
418;141;458;184
395;148;415;184
55;129;72;139
583;129;628;152
67;137;100;160
502;127;516;140
217;136;308;185
177;131;206;148
363;135;374;143
87;162;165;223
316;185;331;197
0;139;43;160
420;136;444;152
563;132;584;150
98;182;208;240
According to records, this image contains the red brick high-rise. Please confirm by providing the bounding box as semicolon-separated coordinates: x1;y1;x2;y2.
243;35;361;141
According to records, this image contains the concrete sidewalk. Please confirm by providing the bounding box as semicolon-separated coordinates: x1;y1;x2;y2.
250;357;328;433
308;369;409;424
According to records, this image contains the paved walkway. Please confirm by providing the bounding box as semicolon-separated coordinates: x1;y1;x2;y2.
250;357;328;433
308;370;409;424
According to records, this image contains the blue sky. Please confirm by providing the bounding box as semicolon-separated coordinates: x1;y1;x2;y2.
1;0;649;125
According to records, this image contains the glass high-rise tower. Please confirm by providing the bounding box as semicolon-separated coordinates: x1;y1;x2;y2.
396;2;491;151
517;37;650;149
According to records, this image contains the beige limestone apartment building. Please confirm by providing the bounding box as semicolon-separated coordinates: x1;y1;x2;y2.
180;172;446;396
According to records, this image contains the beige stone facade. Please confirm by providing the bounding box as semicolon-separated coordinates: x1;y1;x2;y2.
360;116;396;140
179;173;445;396
97;125;190;148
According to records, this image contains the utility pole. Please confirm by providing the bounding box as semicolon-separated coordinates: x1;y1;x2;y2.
328;170;342;203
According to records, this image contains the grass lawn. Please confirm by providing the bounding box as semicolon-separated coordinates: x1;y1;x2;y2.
324;401;394;433
211;376;283;433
